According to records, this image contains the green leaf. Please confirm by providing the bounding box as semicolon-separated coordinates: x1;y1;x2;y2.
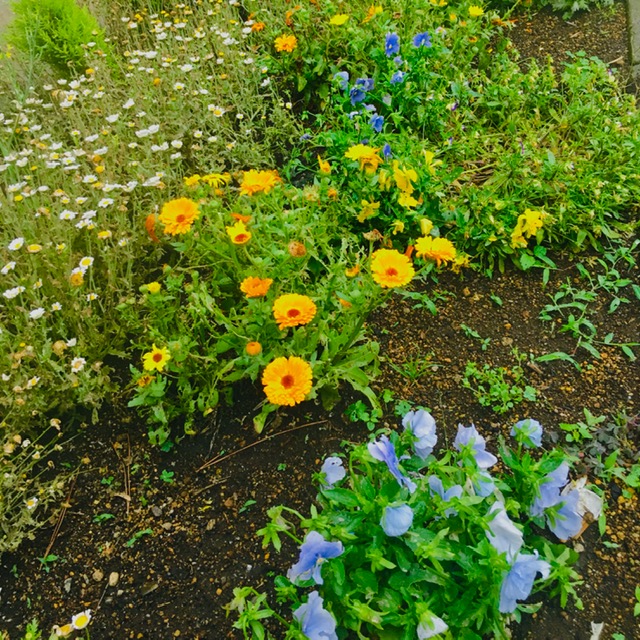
322;488;360;508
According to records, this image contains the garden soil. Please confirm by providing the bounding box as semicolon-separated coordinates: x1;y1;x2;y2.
0;4;639;640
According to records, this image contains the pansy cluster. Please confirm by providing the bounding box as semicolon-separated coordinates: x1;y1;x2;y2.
235;412;597;639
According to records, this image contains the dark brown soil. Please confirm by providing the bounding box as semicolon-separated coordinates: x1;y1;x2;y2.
509;0;630;83
0;246;639;640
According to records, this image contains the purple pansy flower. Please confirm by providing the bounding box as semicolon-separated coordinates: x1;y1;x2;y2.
320;457;345;488
454;424;497;469
293;591;338;640
368;435;417;493
499;552;551;613
413;31;432;48
473;470;495;497
403;410;437;459
381;504;414;536
370;114;384;133
349;86;366;106
385;32;400;57
288;531;343;585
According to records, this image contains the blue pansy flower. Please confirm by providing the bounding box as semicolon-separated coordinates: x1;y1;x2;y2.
355;77;374;92
382;143;392;159
454;424;498;469
287;531;343;585
370;114;384;133
385;32;400;57
403;409;437;459
530;462;570;516
546;489;582;540
428;475;462;517
333;71;349;90
413;31;432;48
364;103;377;112
381;504;414;536
473;470;495;497
368;435;417;493
486;502;524;562
349;86;366;106
390;71;406;84
320;456;345;488
417;610;448;639
393;55;403;66
499;552;551;613
293;591;338;640
511;418;543;448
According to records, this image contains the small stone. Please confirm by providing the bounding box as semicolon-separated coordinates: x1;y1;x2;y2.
162;522;172;531
108;572;119;587
92;569;104;582
151;506;163;517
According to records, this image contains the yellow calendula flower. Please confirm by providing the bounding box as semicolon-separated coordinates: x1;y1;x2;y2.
262;356;312;406
201;172;231;188
273;294;317;330
142;344;171;372
415;236;457;266
468;5;484;17
370;249;415;288
274;34;297;52
147;281;161;294
392;161;418;193
159;198;200;235
317;155;332;175
226;221;252;244
239;169;281;196
330;14;350;25
357;199;380;223
344;144;382;174
363;4;383;22
240;276;273;298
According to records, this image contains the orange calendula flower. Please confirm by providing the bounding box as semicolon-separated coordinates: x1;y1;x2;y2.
345;264;360;277
251;21;266;32
317;155;332;175
344;144;382;174
246;341;262;356
274;34;297;52
414;236;457;266
262;356;313;406
273;294;317;330
159;198;200;235
227;221;252;244
363;4;383;23
241;276;273;298
240;170;282;196
231;212;252;223
370;249;415;288
145;214;159;243
142;344;171;372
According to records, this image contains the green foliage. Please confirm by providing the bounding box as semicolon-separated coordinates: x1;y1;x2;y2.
7;0;111;76
462;350;537;414
230;414;583;639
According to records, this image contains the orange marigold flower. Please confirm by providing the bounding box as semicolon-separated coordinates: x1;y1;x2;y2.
239;169;282;196
246;341;263;356
273;294;317;330
370;249;415;288
414;236;457;266
240;276;273;298
226;220;252;244
158;198;200;235
231;212;251;223
274;34;297;52
262;356;313;406
251;21;266;32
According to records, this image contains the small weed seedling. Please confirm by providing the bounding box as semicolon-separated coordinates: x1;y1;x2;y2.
239;500;257;514
559;408;605;444
160;470;175;484
38;554;61;573
345;400;381;431
125;529;153;548
93;513;115;524
460;323;491;351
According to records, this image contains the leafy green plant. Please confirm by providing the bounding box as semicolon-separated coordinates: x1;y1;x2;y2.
462;350;537;414
559;408;605;444
460;323;491;351
230;412;587;639
7;0;112;75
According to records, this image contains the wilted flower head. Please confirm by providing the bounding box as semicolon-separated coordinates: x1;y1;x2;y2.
454;424;497;469
499;552;551;613
381;504;414;536
402;409;437;459
321;457;345;488
368;434;417;493
511;418;543;448
288;531;343;584
293;591;338;640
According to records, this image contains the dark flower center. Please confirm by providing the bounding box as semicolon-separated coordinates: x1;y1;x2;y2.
386;268;398;277
153;353;163;362
287;308;301;318
176;214;186;223
281;375;295;389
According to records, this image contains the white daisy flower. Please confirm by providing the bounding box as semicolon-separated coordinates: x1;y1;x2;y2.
29;308;45;320
71;357;86;373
